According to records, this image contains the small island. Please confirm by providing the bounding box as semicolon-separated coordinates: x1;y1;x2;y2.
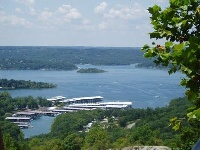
77;68;107;73
0;78;57;89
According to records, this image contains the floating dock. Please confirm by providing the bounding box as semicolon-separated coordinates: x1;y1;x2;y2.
60;96;103;104
5;117;31;128
66;101;132;110
47;95;132;110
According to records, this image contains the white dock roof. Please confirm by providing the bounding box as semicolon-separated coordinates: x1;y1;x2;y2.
6;117;31;120
47;96;66;101
65;96;103;102
67;101;132;109
16;112;36;115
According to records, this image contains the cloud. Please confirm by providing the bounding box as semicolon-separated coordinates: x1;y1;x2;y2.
75;24;95;31
98;21;108;30
0;11;32;28
103;3;147;20
94;2;108;14
82;19;90;25
38;10;53;21
64;8;82;20
16;0;35;6
57;5;72;14
26;4;82;25
15;8;22;13
29;7;37;16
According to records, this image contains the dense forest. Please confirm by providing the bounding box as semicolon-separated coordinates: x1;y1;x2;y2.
0;79;56;89
0;92;197;149
0;92;51;117
0;46;155;70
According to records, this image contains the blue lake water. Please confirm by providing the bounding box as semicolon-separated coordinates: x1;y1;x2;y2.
22;116;55;138
0;64;185;138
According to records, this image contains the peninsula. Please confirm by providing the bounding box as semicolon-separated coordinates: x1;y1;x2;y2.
0;78;56;89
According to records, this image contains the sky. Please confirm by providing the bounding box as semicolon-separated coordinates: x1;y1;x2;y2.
0;0;168;47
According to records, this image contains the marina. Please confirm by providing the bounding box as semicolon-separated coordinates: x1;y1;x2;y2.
50;95;132;110
6;96;132;129
0;66;185;138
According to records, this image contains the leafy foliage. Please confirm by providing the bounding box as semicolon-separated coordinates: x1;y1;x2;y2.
51;109;104;138
142;0;200;148
84;127;110;150
0;121;26;150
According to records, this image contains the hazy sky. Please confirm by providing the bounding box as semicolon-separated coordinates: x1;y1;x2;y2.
0;0;168;47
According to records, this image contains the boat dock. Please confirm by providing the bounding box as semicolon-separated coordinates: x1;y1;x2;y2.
13;111;39;119
7;96;132;129
59;96;103;104
7;111;60;128
6;116;31;122
66;101;132;110
5;117;31;128
47;95;132;110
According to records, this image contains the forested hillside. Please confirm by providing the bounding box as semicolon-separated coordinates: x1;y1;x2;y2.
0;79;56;89
0;46;154;70
0;92;196;149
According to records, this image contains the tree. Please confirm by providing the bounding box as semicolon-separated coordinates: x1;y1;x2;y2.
61;134;82;150
142;0;200;148
3;134;17;150
27;96;38;109
84;127;110;150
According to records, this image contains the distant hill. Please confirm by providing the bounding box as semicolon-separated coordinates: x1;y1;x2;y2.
0;46;155;70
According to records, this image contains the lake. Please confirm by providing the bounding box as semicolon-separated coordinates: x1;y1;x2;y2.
0;64;185;137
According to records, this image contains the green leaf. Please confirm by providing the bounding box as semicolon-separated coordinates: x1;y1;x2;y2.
187;112;196;120
148;5;161;15
181;20;188;29
148;5;161;20
173;122;181;131
170;117;181;131
187;106;196;113
187;109;200;120
185;90;198;101
180;78;187;86
170;117;178;122
149;32;161;39
165;41;173;47
142;44;150;51
173;43;184;51
172;17;181;23
181;65;192;75
169;64;179;74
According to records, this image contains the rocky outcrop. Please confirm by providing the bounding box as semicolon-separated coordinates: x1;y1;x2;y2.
122;146;171;150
